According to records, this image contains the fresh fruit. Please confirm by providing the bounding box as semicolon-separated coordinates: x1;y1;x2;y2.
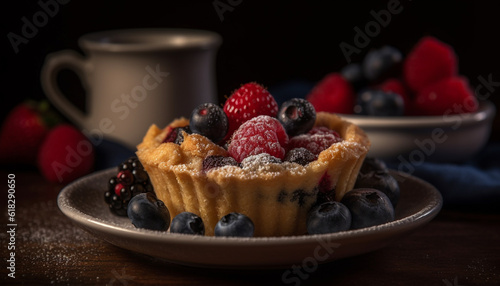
378;78;409;100
340;63;366;90
377;78;411;115
359;157;388;175
288;127;342;155
284;148;317;166
306;73;355;114
404;36;458;92
163;126;191;144
277;98;316;137
214;212;254;237
202;155;239;172
316;173;335;204
37;124;94;184
170;212;205;235
223;82;279;140
127;193;170;231
341;188;395;229
307;201;352;234
0;100;60;165
228;115;288;162
104;157;154;216
355;172;400;207
363;46;403;82
354;89;405;116
189;103;228;143
413;76;478;116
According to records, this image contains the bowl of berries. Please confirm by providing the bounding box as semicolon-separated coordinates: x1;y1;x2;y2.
306;37;496;162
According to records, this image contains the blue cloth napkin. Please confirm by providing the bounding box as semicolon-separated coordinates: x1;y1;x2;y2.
386;144;500;206
94;138;136;170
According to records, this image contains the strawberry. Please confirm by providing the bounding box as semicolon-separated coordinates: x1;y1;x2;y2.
37;124;95;184
0;100;60;165
223;82;278;140
377;78;412;115
404;36;458;92
413;77;478;116
306;73;355;114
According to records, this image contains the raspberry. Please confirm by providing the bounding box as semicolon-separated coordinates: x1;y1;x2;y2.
228;115;288;163
223;82;279;140
403;36;458;92
288;127;342;155
306;73;355;114
413;77;478;116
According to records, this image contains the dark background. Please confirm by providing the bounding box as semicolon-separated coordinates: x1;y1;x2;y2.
2;0;499;141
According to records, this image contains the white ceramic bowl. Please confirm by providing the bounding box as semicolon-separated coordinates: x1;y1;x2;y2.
340;101;496;162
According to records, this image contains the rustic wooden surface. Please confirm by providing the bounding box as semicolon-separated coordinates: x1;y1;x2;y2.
1;169;499;285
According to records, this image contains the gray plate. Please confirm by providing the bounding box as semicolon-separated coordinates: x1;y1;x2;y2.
57;168;442;268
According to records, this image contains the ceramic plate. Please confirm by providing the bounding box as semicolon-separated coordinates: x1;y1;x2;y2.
57;168;442;268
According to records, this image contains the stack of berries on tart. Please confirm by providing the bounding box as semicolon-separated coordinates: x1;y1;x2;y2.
307;36;479;117
104;82;402;237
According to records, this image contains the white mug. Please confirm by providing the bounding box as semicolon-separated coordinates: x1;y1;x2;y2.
41;28;221;148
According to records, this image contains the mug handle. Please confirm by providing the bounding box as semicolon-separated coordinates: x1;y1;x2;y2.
41;50;89;127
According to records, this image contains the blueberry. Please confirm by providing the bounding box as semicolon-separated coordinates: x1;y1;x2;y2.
307;201;352;234
354;89;404;116
340;63;367;90
170;212;205;235
341;188;395;229
277;98;316;137
214;212;254;237
359;157;388;175
189;103;228;143
127;193;170;231
284;148;317;166
355;172;400;208
362;45;403;82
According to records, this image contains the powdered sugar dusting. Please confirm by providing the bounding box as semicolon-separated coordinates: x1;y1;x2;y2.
241;153;282;170
9;200;105;284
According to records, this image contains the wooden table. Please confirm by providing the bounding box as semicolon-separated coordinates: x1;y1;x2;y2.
1;169;499;285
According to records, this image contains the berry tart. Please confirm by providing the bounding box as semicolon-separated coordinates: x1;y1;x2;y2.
136;83;370;236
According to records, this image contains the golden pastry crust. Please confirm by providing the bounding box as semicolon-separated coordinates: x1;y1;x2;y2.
136;112;370;236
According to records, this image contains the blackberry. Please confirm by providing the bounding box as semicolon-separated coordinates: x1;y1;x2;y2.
104;156;154;216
